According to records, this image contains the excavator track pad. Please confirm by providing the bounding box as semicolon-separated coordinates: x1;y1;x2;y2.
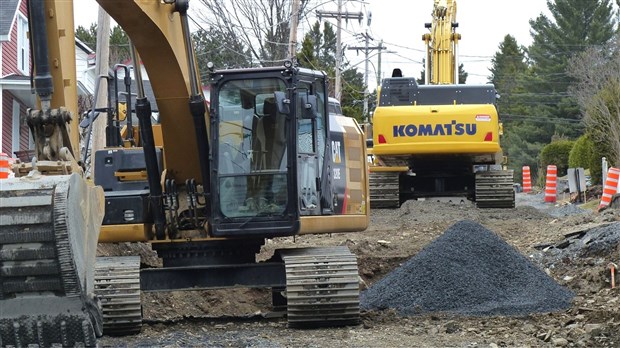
369;171;400;208
95;256;142;336
278;247;360;328
475;170;516;208
0;174;104;347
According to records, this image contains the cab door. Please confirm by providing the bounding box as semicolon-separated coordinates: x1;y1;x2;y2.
296;81;326;216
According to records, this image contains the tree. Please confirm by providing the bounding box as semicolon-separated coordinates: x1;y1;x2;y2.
568;35;620;169
75;24;97;50
540;139;575;177
340;68;364;123
526;0;617;140
74;23;131;66
197;0;309;66
489;35;533;182
296;21;365;122
109;25;130;65
416;60;468;84
192;28;252;80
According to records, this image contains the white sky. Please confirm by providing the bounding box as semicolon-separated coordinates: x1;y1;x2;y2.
72;1;566;88
345;0;552;87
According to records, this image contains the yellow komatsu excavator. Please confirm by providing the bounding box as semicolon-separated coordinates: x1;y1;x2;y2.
368;0;515;209
0;0;369;345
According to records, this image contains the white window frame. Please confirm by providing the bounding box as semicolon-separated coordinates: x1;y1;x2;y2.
17;14;29;75
12;100;21;155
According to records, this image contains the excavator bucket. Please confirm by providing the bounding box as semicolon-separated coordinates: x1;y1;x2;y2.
0;173;104;346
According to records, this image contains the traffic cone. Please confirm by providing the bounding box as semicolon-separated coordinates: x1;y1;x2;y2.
544;165;557;203
0;153;10;179
522;166;532;193
599;167;619;210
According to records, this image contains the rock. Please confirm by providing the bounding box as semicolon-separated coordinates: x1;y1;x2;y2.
445;321;459;334
584;323;602;333
552;337;569;347
521;323;536;333
489;343;499;348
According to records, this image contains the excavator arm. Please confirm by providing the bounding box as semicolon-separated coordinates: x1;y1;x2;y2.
422;0;461;84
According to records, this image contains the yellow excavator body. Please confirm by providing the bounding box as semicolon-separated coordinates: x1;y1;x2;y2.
1;0;370;345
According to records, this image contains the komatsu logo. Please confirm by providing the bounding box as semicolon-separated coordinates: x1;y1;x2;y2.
393;121;477;137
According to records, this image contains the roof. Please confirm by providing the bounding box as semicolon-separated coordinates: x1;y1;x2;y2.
0;73;29;82
0;0;19;39
75;37;94;54
109;74;159;113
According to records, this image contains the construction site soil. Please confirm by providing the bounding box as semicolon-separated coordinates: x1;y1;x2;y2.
98;192;620;348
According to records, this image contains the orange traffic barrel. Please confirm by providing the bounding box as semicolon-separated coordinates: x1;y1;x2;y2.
0;152;10;179
599;167;620;210
522;166;532;193
544;165;557;203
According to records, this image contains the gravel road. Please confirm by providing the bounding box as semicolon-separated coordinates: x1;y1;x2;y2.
98;192;620;347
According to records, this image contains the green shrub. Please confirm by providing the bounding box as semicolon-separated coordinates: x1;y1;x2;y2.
540;140;575;177
568;135;595;169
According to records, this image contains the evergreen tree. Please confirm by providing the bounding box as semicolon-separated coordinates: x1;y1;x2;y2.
75;24;97;50
416;60;468;84
109;25;130;65
74;23;133;66
489;35;533;181
526;0;616;140
296;21;364;122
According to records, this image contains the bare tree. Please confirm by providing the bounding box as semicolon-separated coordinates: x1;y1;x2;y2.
568;35;620;167
196;0;307;66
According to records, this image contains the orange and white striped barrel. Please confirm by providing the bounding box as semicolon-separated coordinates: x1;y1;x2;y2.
522;166;532;193
0;152;11;179
544;165;557;203
599;167;620;210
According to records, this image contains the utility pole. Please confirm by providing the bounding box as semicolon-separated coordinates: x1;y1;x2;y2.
91;6;110;172
349;33;386;123
288;0;301;59
317;4;363;100
377;39;383;88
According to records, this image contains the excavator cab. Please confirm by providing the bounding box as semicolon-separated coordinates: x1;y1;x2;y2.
209;66;331;237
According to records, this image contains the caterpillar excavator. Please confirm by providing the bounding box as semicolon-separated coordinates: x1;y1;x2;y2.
368;0;515;209
0;0;369;346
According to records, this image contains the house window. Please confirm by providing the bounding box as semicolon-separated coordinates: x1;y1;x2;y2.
17;15;29;75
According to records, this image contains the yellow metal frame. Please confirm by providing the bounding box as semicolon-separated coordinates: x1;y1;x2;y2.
99;223;152;243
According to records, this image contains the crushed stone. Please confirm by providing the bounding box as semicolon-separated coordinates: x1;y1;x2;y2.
360;220;574;316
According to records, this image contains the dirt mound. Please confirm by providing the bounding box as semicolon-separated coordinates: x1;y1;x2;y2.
360;220;574;316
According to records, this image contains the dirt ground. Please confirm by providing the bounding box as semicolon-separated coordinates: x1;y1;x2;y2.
97;192;620;348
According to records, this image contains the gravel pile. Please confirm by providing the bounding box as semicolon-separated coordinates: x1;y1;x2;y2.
544;203;591;218
360;220;574;316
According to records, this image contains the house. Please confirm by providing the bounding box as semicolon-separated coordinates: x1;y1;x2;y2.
0;0;96;159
